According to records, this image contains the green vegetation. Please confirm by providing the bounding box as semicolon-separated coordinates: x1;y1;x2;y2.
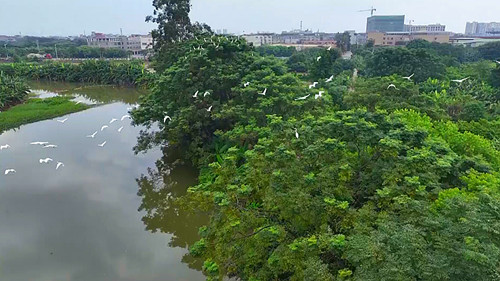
0;96;88;133
133;1;500;280
0;72;30;109
0;60;154;86
0;36;129;59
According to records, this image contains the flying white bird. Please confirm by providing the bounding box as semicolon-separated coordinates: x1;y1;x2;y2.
495;60;500;64
294;128;299;139
403;73;414;81
451;77;469;83
387;84;399;90
243;82;250;87
193;91;199;98
56;162;65;170
325;75;334;83
315;91;325;99
100;125;109;131
207;106;213;112
4;169;16;175
309;82;319;89
164;115;172;123
118;126;124;133
258;88;267;96
109;118;118;124
57;118;68;123
30;141;49;146
86;131;98;138
121;115;131;121
39;158;54;164
98;141;107;147
295;94;311;101
0;144;10;150
327;46;332;51
127;107;133;111
75;101;83;105
316;56;322;62
204;91;211;97
44;145;58;148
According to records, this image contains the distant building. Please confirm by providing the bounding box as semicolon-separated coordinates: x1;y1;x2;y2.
366;15;405;32
345;30;367;46
87;32;153;55
367;31;450;46
404;24;446;33
242;33;274;46
273;30;336;45
465;22;500;36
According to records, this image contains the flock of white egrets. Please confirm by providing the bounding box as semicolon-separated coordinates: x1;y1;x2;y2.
1;108;133;176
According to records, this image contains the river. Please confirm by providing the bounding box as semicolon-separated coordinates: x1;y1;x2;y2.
0;82;205;281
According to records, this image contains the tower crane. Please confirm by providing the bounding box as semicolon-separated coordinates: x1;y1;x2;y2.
358;6;377;16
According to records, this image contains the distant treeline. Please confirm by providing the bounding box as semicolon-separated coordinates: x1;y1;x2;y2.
0;36;130;59
0;60;155;86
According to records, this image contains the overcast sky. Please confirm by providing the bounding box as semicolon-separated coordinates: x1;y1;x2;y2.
1;0;499;36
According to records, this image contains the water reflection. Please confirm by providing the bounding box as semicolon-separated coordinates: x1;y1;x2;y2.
0;83;204;281
137;150;207;271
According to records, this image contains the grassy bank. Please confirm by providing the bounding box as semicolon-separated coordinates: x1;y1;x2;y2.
0;96;89;133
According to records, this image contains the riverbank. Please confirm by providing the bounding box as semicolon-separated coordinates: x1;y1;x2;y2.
0;96;89;133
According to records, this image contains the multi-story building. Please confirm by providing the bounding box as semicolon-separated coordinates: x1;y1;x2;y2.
273;30;336;45
404;24;446;33
465;22;500;36
87;32;153;55
366;15;405;32
242;33;274;46
367;31;450;46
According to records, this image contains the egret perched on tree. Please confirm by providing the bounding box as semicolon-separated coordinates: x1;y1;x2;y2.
193;91;199;98
294;128;299;139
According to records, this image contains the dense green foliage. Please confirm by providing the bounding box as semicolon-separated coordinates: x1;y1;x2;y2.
256;45;296;58
1;45;129;59
0;61;152;86
0;96;88;133
0;72;30;109
133;3;500;280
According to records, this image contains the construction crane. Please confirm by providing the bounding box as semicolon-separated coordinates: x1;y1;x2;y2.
358;6;377;16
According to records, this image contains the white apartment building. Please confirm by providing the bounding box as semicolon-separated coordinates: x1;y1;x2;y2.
242;33;274;46
404;24;446;33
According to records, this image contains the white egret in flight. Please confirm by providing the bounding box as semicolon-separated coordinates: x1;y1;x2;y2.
109;118;118;124
57;118;68;123
325;75;334;83
121;115;131;121
0;144;10;150
86;131;98;138
101;125;109;131
295;94;311;101
118;126;124;133
403;73;414;81
39;158;53;164
30;142;49;146
387;84;399;90
4;169;16;175
44;145;58;148
56;162;65;170
98;141;107;147
451;77;469;83
258;88;267;96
